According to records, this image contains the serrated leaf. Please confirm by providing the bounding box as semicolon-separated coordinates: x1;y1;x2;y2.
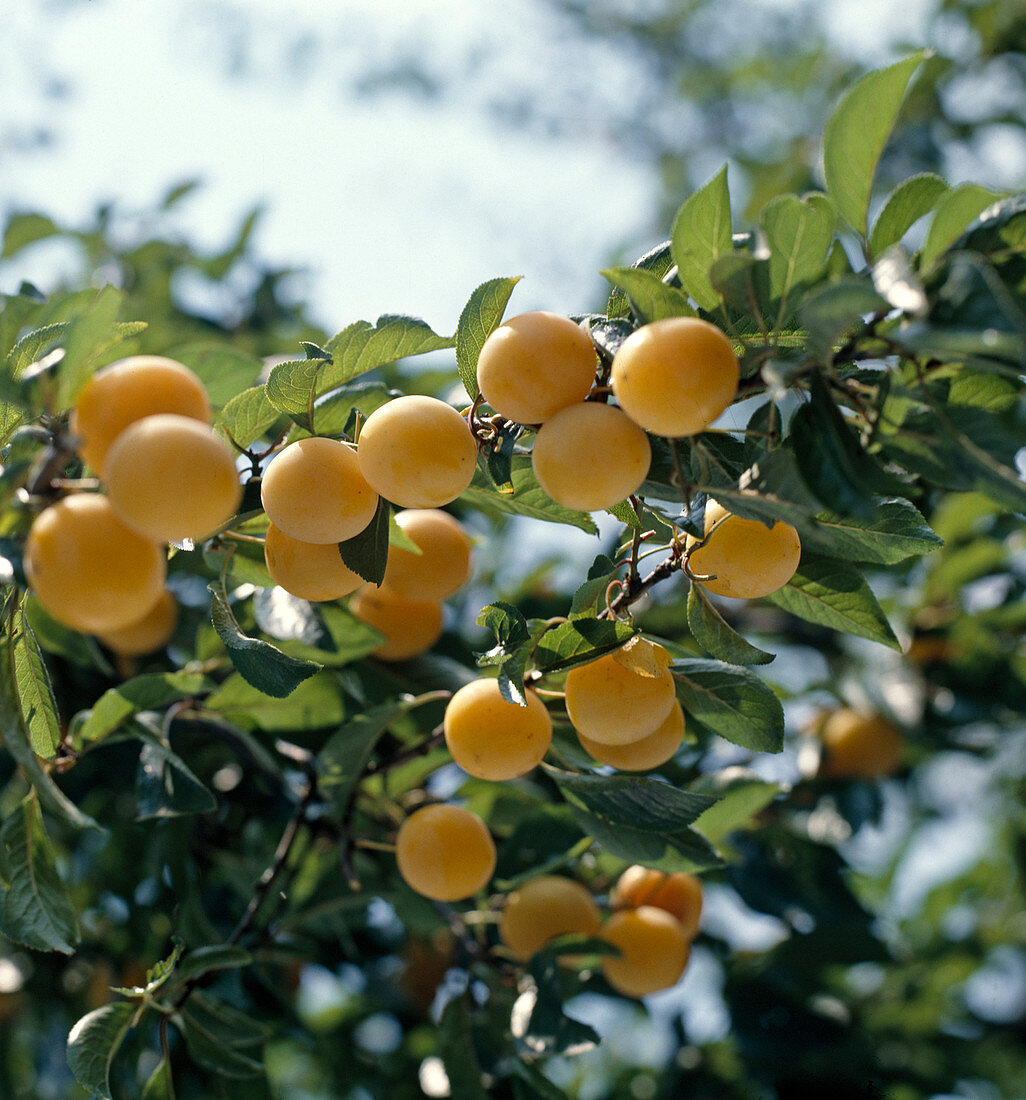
570;808;722;872
67;1002;136;1100
760;192;835;326
599;267;696;322
799;498;942;564
869;173;949;258
672;659;784;753
532;618;635;675
264;358;323;433
209;582;321;697
337;495;390;585
135;731;218;820
0;797;79;953
455;276;522;399
324;314;455;389
687;584;774;666
112;939;184;996
763;554;900;649
920;182;1001;270
671;165;733;311
74;671;210;747
606;241;675;319
550;768;716;832
218;385;283;449
462;459;598;533
477;602;531;661
174;945;252;985
8;609;61;757
318;701;408;818
822;52;928;236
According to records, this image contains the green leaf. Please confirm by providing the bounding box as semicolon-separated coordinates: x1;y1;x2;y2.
760;193;836;325
510;1058;573;1100
822;52;928;236
178;991;268;1079
174;945;253;985
111;939;184;996
799;499;943;565
135;730;218;820
672;659;784;752
438;995;488;1099
570;809;722;873
599;267;696;322
318;701;408;819
58;285;125;408
8;608;61;758
218;385;284;449
264;358;323;433
462;459;598;533
797;277;888;362
205;671;344;732
475;602;539;705
687;584;774;666
671;165;733;311
550;768;716;832
522;957;600;1056
455;275;522;399
568;555;620;619
170;342;265;409
606;241;675;319
869;173;949;258
67;1002;136;1100
920;182;1001;270
75;671;210;747
337;495;390;585
0;797;79;953
324;315;455;388
531;617;635;676
208;582;321;698
764;554;900;649
2;212;60;258
692;772;779;843
141;1056;173;1100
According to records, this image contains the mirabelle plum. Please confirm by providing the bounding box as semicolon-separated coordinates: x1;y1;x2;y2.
264;523;364;602
577;700;684;771
24;494;166;634
104;415;242;543
564;642;676;746
499;875;601;961
260;436;379;544
476;311;598;425
611;865;703;940
382;509;473;601
395;804;496;901
357;396;478;509
94;589;178;657
443;677;552;780
531;402;651;512
600;906;691;998
610;317;739;438
818;708;903;780
687;499;801;599
349;586;443;661
71;355;211;476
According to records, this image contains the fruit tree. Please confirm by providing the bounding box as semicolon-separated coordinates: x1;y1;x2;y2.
1;54;1026;1099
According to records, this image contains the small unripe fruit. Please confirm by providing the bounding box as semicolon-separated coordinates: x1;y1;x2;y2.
444;677;553;781
611;865;703;940
610;317;739;438
350;586;443;661
260;436;379;545
264;523;364;602
94;589;178;656
382;509;473;601
71;355;211;476
357;395;477;509
476;311;597;425
564;642;676;746
687;499;801;599
25;494;167;634
600;906;691;998
395;804;496;901
577;700;685;771
818;708;903;779
499;875;601;961
531;402;651;512
104;414;242;543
